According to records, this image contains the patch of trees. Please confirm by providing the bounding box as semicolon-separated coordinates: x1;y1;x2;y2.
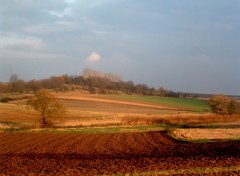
208;94;240;114
83;68;122;82
0;83;11;93
0;75;65;93
1;70;191;97
62;74;183;97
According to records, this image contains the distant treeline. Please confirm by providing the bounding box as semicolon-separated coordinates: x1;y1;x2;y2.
0;69;213;98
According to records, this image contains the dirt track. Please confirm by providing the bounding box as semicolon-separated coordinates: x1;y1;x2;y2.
1;131;240;175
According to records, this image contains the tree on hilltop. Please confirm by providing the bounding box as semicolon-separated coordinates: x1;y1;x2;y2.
9;74;19;83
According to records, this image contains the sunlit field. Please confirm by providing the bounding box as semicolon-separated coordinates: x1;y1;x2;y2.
1;92;240;175
1;91;240;134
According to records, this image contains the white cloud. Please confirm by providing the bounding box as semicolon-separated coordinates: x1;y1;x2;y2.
0;48;66;61
0;32;46;50
93;30;107;35
23;21;75;35
44;8;72;18
86;51;101;62
64;0;76;4
55;21;74;27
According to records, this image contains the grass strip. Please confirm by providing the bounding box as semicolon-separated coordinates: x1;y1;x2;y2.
3;124;165;134
111;165;240;176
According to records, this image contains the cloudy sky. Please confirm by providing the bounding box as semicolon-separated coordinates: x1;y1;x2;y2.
0;0;240;95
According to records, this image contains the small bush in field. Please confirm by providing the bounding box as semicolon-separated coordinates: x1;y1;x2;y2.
208;94;239;115
0;97;13;103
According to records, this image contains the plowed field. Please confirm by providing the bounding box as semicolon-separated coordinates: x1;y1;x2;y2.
1;131;240;175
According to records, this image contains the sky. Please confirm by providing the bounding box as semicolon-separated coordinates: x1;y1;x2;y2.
0;0;240;95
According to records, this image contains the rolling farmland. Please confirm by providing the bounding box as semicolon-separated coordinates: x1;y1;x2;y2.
1;92;240;175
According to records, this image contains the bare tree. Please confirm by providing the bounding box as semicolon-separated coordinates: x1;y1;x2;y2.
9;74;19;83
27;89;66;127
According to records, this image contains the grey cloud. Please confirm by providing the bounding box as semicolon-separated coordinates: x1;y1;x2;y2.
0;0;67;17
0;0;240;94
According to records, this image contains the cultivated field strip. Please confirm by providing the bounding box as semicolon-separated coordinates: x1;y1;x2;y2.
1;131;240;157
1;131;240;175
0;133;48;153
0;132;173;156
109;133;129;154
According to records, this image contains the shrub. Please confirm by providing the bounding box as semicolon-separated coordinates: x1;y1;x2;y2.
208;94;239;114
0;97;13;103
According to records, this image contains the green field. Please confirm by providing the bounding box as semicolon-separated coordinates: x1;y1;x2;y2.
99;95;210;111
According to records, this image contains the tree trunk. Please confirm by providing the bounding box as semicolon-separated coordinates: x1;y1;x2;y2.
42;116;47;127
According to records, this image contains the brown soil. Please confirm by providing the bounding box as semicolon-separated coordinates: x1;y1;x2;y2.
1;131;240;175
